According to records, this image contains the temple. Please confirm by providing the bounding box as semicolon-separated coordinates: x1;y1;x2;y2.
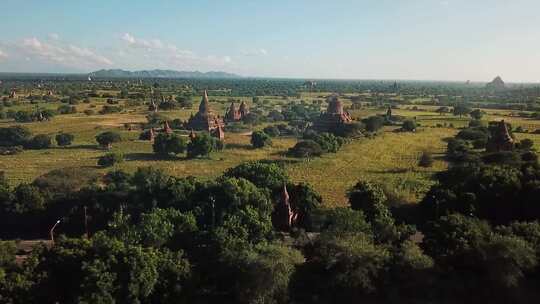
211;124;225;141
486;120;514;152
313;94;353;131
225;101;249;122
186;90;225;131
272;184;298;231
386;106;392;120
163;121;172;134
149;128;156;141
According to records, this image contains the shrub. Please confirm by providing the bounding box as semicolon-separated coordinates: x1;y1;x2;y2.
14;111;34;122
251;131;272;148
26;134;52;149
304;132;344;153
263;125;280;137
0;145;23;155
418;151;434;167
83;109;95;116
0;126;32;147
243;112;261;125
456;128;488;141
187;132;214;158
402;120;417;132
57;105;77;114
519;138;534;151
362;116;385;132
99;105;122;114
153;133;187;156
55;133;75;147
96;131;122;149
288;140;323;158
97;152;124;167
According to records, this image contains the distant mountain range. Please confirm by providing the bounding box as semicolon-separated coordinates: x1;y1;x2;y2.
89;69;241;79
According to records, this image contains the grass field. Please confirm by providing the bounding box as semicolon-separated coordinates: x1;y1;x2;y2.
3;94;540;207
287;127;453;206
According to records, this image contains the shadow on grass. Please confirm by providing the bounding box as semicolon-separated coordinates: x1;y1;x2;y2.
225;143;253;150
367;168;412;174
124;152;168;161
51;144;102;150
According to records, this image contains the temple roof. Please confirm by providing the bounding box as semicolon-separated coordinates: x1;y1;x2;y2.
326;94;344;115
499;120;514;143
239;101;248;113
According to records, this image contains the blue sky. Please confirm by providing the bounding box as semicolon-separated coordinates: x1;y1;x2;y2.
0;0;539;82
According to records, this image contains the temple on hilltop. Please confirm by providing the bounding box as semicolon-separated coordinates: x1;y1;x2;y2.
272;184;298;231
224;101;249;122
486;120;514;152
313;94;353;131
186;90;225;131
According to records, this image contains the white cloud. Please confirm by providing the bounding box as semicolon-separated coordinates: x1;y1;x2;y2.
120;33;232;70
0;49;7;60
48;33;60;40
122;32;164;50
241;48;268;56
18;37;112;68
122;33;135;44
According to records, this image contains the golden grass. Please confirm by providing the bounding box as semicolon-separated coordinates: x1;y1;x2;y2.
287;127;453;207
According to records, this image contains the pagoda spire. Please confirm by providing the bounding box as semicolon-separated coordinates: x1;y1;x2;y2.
272;183;297;231
199;90;210;113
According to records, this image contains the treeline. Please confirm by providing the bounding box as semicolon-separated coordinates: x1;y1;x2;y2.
2;154;540;302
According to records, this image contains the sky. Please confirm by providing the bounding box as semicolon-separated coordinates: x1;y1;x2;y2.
0;0;539;82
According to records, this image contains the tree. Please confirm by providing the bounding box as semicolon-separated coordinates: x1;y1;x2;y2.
288;182;322;230
436;106;450;115
262;125;280;137
0;126;32;147
348;181;387;219
319;207;372;236
422;214;537;296
362;116;385;132
217;243;304;304
470;109;484;120
224;161;288;190
187;132;214;158
287;140;323;158
519;138;534;151
453;104;472;117
96;131;121;149
55;133;74;147
250;131;272;148
291;233;390;303
402;120;417;132
138;208;197;247
11;183;46;213
98;152;124;167
26;134;52;149
153;133;187;156
418;151;434;167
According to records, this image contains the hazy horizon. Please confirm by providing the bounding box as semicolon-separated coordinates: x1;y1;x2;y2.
1;0;539;82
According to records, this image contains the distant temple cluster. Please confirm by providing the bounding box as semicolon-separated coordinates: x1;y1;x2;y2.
224;101;249;122
313;94;353;131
